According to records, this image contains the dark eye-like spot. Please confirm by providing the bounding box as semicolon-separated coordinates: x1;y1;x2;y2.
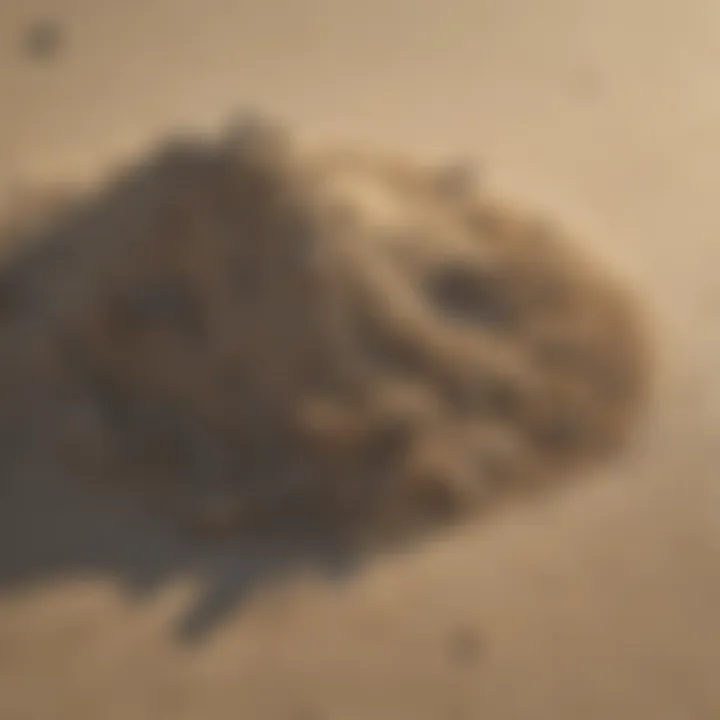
425;264;516;330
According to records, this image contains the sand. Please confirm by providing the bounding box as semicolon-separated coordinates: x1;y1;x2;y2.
0;1;719;718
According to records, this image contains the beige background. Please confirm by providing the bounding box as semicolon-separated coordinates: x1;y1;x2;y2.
1;1;720;718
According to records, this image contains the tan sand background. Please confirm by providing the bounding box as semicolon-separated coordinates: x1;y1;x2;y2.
1;0;719;718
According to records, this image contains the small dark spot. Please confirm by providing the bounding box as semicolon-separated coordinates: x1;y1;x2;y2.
448;625;484;667
414;465;470;520
23;20;64;62
426;264;516;330
432;161;477;197
531;415;588;457
483;378;522;420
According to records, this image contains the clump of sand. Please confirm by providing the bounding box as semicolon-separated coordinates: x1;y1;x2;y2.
0;118;652;546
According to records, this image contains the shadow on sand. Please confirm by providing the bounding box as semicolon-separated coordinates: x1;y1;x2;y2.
0;135;366;643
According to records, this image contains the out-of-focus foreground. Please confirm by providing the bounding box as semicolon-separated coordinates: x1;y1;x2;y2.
0;1;719;719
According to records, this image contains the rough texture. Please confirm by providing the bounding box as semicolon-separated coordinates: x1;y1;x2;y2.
0;119;652;546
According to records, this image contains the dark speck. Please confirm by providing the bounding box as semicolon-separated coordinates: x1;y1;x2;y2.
433;161;477;197
448;625;484;667
426;263;516;330
23;20;64;62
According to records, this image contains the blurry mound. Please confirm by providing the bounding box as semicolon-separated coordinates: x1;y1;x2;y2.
0;119;652;546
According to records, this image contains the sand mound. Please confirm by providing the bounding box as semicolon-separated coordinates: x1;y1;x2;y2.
0;118;652;545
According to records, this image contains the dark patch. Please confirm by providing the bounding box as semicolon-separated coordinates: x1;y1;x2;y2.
426;263;516;330
483;377;523;420
448;625;484;667
530;415;588;458
412;467;467;522
432;162;477;197
23;19;64;62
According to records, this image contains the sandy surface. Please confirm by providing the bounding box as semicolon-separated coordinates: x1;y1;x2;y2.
1;0;719;718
